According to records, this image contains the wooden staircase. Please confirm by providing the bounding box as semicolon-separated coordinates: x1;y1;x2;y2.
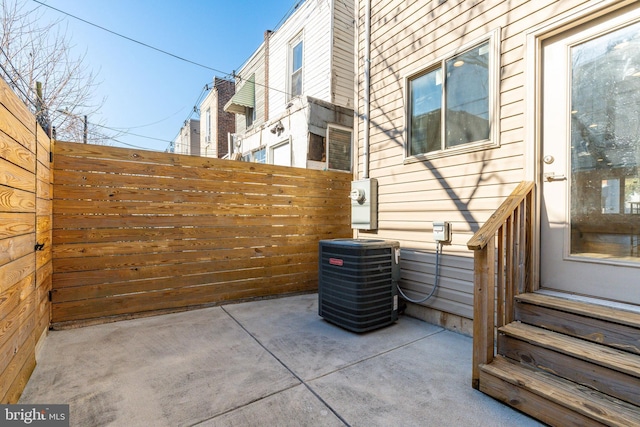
479;292;640;426
467;182;640;425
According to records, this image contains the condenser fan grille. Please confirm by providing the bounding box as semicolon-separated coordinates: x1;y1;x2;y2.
318;239;399;332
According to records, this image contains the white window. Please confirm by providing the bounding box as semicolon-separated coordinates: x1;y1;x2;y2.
271;141;291;167
289;34;303;98
205;108;211;143
406;32;498;159
245;106;255;128
326;126;352;172
252;147;266;163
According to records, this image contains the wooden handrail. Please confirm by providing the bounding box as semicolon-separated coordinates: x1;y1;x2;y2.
467;181;535;250
468;181;535;390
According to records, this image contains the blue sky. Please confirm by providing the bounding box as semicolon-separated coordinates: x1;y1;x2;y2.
34;0;301;151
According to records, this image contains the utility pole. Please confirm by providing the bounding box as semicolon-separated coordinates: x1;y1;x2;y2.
83;115;88;144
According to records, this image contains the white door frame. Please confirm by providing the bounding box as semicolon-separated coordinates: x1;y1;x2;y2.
524;0;638;291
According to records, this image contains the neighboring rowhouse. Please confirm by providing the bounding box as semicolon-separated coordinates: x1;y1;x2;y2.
224;0;355;170
171;118;200;156
355;0;640;423
199;77;235;158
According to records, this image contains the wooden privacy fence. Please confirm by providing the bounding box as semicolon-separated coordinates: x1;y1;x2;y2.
51;142;352;325
0;78;52;403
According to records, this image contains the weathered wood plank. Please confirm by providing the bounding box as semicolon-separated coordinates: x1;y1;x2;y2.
0;333;36;404
0;274;34;323
52;273;317;322
472;239;495;389
481;356;640;427
516;292;640;329
0;290;36;387
0;234;34;266
0;255;34;294
53;185;345;208
53;235;333;258
0;131;36;173
467;182;534;250
53;242;320;273
0;184;36;213
52;170;349;198
52;199;343;216
52;223;348;244
52;213;349;230
499;331;640;405
480;363;606;427
52;261;317;303
499;323;640;378
516;299;640;355
0;158;35;192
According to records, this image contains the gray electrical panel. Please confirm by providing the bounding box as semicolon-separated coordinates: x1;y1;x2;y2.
350;178;377;230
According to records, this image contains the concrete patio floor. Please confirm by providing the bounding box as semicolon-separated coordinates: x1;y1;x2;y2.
20;294;543;426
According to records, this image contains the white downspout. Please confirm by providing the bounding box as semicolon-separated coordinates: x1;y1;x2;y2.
363;0;371;179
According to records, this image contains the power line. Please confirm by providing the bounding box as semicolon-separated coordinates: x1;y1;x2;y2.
0;45;38;108
32;0;231;77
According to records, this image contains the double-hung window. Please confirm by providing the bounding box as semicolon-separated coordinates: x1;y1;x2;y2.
290;34;303;98
407;32;498;159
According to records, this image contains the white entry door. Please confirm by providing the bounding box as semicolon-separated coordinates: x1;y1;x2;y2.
540;5;640;305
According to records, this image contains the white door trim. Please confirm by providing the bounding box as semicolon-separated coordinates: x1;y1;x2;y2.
524;0;638;291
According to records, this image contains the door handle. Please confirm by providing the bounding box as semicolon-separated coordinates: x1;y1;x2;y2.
544;172;566;182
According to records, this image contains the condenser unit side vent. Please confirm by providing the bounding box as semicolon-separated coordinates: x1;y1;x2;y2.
318;239;400;333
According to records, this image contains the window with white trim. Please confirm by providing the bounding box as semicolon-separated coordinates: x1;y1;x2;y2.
289;34;303;98
407;34;497;159
205;108;211;144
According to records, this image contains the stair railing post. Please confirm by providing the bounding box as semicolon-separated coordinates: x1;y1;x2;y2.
472;237;496;389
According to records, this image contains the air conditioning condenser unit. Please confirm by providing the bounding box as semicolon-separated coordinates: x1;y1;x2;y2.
318;239;400;333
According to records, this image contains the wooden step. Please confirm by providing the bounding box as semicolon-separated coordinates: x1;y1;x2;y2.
499;322;640;405
515;292;640;354
480;356;640;427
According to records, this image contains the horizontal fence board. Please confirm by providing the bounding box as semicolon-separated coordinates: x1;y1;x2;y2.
0;99;35;154
0;275;34;324
52;199;345;217
0;158;35;192
52;261;318;303
53;185;346;207
52;224;348;244
53;242;320;273
0;234;35;266
52;274;317;322
0;254;34;294
0;213;35;239
0;131;36;174
53;234;340;258
52;170;349;198
52;142;352;323
0;185;36;213
52;213;349;230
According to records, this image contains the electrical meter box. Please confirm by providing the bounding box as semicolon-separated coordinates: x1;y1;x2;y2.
350;178;378;230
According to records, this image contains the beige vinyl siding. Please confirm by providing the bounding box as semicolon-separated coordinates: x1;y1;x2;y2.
331;0;356;108
235;45;266;134
356;0;601;319
268;0;334;118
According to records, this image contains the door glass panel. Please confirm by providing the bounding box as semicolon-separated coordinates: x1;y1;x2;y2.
570;21;640;262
